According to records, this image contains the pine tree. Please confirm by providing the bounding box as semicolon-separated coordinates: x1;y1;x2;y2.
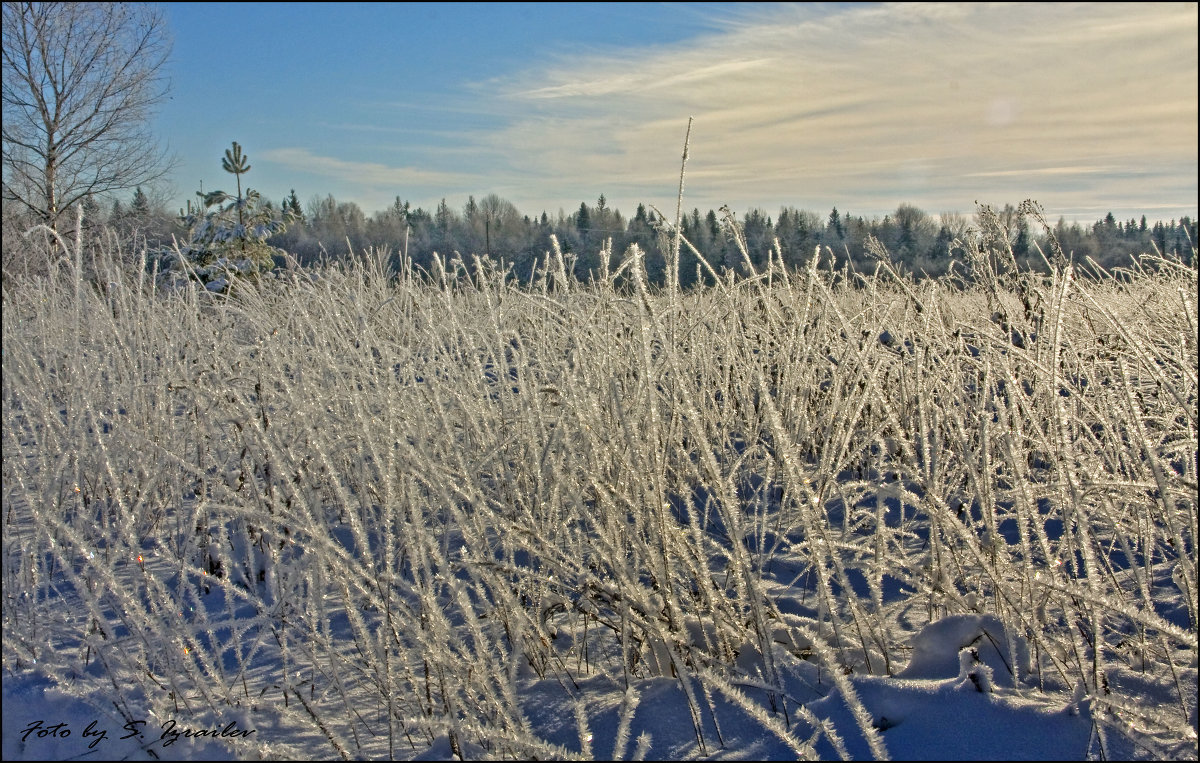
829;207;845;239
576;201;591;233
81;194;101;225
160;141;295;292
285;189;304;221
131;186;150;217
221;142;251;253
392;196;410;222
1013;220;1031;261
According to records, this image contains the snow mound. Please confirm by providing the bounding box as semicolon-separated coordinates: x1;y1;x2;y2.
898;613;1031;688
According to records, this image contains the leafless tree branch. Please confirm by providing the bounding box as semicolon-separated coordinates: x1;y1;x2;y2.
2;1;174;233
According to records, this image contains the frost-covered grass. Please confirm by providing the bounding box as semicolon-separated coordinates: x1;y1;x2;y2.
2;226;1197;760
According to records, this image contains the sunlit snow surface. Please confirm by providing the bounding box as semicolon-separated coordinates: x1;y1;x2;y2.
3;673;237;760
5;609;1192;760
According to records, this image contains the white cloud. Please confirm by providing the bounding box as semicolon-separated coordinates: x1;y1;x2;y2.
964;166;1118;179
261;148;476;189
461;2;1197;218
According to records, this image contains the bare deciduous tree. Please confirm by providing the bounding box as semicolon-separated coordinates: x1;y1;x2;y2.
2;1;173;234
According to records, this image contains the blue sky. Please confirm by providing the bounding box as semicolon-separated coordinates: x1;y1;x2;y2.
153;2;1198;226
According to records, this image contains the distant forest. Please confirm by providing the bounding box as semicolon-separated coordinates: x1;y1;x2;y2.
82;189;1200;284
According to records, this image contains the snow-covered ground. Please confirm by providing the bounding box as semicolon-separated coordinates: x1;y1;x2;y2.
4;605;1191;760
4;240;1196;760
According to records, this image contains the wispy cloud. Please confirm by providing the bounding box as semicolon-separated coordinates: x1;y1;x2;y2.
964;166;1119;179
516;57;775;100
261;148;477;190
458;2;1197;218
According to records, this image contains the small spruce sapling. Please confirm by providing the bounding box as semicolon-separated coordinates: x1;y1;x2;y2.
161;141;296;291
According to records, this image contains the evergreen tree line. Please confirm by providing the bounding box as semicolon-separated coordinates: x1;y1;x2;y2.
264;194;1198;283
16;186;1196;284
